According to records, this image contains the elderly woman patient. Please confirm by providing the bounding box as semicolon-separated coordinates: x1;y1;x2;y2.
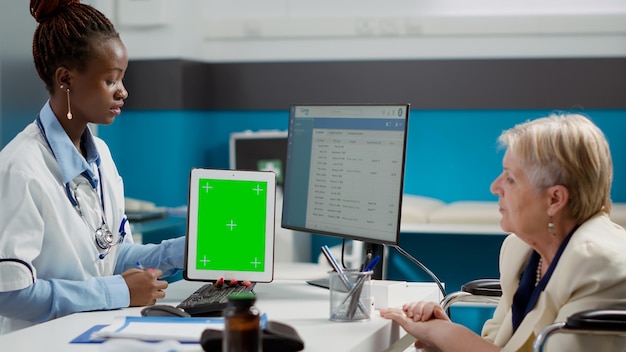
381;114;626;352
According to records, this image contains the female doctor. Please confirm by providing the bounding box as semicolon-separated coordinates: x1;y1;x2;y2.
0;0;184;334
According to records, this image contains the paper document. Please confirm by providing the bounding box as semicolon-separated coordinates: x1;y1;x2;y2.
92;314;267;342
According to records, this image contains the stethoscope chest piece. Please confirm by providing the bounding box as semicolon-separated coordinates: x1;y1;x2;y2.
94;224;115;250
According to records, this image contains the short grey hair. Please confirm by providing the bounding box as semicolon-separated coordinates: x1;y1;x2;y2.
497;113;613;223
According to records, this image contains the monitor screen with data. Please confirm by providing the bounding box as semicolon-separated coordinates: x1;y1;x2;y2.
281;104;409;245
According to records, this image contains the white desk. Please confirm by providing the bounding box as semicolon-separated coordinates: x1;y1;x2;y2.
0;276;440;352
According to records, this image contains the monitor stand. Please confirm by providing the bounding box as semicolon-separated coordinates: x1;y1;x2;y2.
306;277;331;289
364;242;384;280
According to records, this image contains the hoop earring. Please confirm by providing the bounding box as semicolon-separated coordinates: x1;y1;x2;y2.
65;88;73;120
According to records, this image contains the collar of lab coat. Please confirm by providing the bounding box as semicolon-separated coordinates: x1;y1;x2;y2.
37;101;100;185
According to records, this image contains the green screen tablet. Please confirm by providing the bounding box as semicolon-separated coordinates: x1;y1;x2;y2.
184;168;276;283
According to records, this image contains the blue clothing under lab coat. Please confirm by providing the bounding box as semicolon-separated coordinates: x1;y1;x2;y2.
0;102;185;334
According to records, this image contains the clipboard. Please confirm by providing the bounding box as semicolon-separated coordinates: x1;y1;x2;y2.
71;314;267;344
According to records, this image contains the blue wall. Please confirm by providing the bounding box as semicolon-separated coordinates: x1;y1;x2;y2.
99;108;626;293
99;110;290;207
100;109;626;207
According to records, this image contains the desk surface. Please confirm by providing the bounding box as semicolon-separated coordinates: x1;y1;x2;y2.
0;275;439;352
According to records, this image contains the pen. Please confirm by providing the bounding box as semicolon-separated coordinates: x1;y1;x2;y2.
363;255;380;273
320;245;351;289
136;261;146;270
321;245;369;317
345;255;380;318
342;255;380;305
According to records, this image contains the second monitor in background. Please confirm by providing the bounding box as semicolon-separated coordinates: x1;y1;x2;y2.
229;130;312;263
281;104;410;279
229;130;288;186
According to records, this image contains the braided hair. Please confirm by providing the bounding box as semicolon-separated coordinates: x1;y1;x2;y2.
30;0;119;93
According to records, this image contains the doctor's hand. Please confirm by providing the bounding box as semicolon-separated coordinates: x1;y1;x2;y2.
214;277;253;288
122;268;168;306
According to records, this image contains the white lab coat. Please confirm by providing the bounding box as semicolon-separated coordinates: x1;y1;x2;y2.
0;121;132;332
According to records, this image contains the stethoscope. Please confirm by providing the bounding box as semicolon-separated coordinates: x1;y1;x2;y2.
36;116;127;260
65;170;127;259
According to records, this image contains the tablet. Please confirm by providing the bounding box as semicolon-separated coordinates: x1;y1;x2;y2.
184;168;276;283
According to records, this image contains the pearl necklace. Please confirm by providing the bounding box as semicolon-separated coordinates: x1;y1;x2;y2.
535;257;543;286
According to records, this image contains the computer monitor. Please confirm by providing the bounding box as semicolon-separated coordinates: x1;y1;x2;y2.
281;104;409;267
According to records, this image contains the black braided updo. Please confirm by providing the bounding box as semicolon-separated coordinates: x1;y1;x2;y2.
30;0;119;93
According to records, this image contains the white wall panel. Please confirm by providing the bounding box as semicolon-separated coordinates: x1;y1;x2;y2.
87;0;626;62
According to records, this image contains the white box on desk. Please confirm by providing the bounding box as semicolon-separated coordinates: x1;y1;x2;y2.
370;280;407;309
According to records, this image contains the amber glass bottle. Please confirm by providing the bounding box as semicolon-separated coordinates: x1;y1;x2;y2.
223;292;261;352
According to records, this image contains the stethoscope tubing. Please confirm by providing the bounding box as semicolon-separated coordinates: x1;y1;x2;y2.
36;115;126;259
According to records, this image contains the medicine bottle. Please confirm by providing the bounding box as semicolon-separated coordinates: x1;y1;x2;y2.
223;292;261;352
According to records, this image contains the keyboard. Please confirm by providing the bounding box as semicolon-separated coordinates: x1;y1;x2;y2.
177;283;255;316
306;277;330;289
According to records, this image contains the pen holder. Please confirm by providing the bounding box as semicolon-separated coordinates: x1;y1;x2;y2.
329;269;373;322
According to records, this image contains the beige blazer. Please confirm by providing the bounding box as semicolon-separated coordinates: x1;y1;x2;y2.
481;214;626;352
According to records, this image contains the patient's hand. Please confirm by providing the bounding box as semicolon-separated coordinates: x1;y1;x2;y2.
381;305;498;352
379;306;447;351
401;301;450;322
